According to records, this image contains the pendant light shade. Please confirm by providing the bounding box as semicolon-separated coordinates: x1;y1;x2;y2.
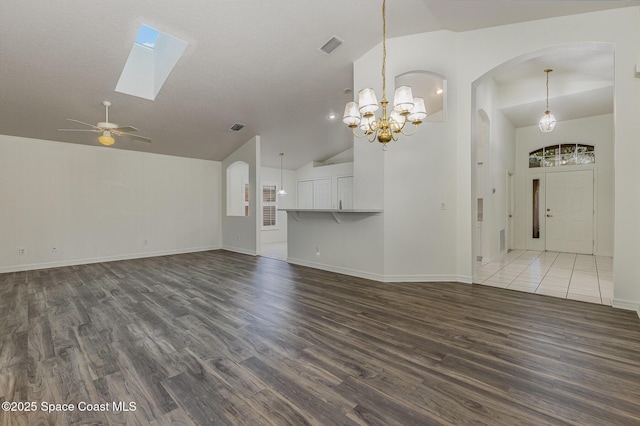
393;86;414;115
343;102;361;127
358;88;379;116
538;111;557;133
539;69;556;133
277;153;287;196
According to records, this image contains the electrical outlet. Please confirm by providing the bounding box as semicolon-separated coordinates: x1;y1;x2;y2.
18;247;27;256
315;246;320;256
51;246;59;254
144;239;148;246
440;201;446;210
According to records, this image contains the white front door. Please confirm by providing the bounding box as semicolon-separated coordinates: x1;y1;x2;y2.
545;170;594;254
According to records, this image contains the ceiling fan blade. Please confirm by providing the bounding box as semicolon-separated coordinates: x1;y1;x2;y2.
58;128;100;132
66;118;99;129
112;126;138;132
114;131;151;143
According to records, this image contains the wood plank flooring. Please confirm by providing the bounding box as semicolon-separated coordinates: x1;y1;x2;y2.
1;250;640;425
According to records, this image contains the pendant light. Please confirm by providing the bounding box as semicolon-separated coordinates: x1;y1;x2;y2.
538;69;557;133
277;153;287;196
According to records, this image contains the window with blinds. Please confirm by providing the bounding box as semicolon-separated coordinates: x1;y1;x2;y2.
262;184;277;228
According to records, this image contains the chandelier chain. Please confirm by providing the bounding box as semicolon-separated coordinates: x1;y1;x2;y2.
544;68;552;112
381;0;387;102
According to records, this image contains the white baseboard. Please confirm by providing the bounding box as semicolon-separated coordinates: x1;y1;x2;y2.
381;274;473;283
287;257;473;284
287;257;385;282
612;298;640;317
222;245;257;256
0;245;222;274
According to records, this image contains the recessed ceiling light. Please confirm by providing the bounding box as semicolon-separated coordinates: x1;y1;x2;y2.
328;113;337;120
436;88;444;95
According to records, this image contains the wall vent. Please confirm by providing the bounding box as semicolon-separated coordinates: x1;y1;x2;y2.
229;123;245;132
318;36;344;55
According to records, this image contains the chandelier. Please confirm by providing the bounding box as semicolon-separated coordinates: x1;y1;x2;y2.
277;153;287;196
342;0;426;149
538;69;557;133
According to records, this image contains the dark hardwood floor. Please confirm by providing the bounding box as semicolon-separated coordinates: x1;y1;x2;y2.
1;250;640;425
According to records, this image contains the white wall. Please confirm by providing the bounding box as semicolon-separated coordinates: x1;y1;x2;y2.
474;77;517;263
357;30;462;281
514;114;614;256
260;166;296;245
0;135;220;273
222;136;260;255
287;212;384;280
452;8;640;311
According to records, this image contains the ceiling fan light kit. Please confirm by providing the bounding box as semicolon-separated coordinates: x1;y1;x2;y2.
58;100;151;146
98;132;115;146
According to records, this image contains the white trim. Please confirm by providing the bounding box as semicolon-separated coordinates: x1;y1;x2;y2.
612;298;640;316
288;257;473;284
0;246;222;274
222;245;257;256
382;274;473;283
287;257;384;281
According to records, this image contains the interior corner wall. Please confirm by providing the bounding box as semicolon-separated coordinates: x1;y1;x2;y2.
222;136;260;255
348;30;463;282
0;135;221;273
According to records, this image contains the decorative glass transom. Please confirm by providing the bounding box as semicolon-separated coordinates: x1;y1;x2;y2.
529;144;595;168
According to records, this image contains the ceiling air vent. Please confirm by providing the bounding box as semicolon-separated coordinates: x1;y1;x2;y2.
318;36;344;55
229;123;245;132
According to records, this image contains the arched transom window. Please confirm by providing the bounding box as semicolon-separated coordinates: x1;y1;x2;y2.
529;144;595;168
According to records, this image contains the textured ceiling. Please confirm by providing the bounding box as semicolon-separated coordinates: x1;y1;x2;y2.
0;1;636;168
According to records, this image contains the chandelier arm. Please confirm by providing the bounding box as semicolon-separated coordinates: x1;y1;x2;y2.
368;131;378;143
351;128;369;139
399;123;420;137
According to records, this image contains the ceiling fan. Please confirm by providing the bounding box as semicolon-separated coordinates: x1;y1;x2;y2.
58;100;151;146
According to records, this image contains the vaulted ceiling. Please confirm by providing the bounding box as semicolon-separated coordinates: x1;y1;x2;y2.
1;1;636;168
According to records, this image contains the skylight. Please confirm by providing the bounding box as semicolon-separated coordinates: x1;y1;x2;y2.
115;24;188;101
135;25;159;49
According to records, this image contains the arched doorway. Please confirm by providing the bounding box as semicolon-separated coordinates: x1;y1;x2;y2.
470;42;615;305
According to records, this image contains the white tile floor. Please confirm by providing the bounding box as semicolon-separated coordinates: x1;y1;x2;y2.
476;250;613;305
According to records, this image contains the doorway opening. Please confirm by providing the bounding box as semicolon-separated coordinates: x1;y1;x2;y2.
470;42;615;295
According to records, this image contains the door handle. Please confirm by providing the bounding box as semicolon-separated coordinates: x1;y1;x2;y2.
546;214;553;217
